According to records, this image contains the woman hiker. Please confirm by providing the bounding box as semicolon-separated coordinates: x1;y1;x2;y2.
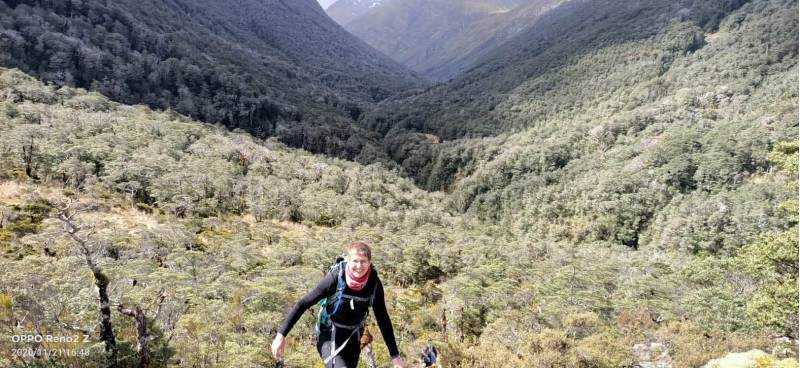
271;241;406;368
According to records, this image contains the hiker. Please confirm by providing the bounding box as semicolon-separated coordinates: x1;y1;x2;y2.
420;342;437;367
271;241;406;368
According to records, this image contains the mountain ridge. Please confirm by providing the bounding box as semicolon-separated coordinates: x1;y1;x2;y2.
339;0;564;80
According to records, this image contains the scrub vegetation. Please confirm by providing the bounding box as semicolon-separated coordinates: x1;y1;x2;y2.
0;0;796;366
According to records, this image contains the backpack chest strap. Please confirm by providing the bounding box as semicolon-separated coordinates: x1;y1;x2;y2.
340;293;371;303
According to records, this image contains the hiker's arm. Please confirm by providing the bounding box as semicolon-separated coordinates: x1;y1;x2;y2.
372;279;400;359
277;271;336;336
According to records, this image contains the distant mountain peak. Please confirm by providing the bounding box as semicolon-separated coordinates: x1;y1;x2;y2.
327;0;387;26
340;0;566;80
344;0;385;8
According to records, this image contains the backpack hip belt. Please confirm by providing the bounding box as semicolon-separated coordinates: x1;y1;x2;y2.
323;320;363;366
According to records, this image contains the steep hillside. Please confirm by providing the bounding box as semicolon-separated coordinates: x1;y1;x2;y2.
360;0;797;250
0;0;425;162
341;0;562;80
1;67;796;368
0;0;797;366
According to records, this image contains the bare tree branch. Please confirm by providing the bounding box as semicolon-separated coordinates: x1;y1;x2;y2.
54;203;118;368
151;289;167;321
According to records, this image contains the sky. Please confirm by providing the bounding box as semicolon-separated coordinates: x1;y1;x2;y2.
317;0;338;9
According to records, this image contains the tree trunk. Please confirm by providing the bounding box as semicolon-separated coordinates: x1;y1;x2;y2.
22;143;34;179
58;208;118;368
118;306;150;368
441;308;448;343
95;270;118;368
118;290;165;368
458;307;464;343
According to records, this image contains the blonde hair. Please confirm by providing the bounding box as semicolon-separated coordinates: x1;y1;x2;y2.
347;241;372;260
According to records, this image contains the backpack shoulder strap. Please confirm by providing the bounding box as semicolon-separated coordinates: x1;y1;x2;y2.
368;280;377;307
315;260;347;331
328;261;347;316
368;266;378;307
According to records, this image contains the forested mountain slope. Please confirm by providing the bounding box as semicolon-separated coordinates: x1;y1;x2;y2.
0;67;796;367
0;0;797;366
0;0;425;162
340;0;564;80
362;0;790;140
360;0;797;250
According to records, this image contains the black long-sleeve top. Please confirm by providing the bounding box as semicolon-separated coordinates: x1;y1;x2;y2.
278;266;400;358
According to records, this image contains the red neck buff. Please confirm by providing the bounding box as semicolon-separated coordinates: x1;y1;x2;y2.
345;262;371;291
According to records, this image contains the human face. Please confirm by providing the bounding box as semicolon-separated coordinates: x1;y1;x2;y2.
348;250;371;277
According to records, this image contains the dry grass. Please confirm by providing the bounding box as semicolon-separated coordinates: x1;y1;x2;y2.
106;206;160;230
0;180;24;205
275;220;311;241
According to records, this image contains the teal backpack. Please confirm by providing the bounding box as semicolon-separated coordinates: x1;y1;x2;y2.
315;255;377;333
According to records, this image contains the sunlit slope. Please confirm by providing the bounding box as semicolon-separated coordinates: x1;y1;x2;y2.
360;0;797;252
0;67;795;367
0;67;458;367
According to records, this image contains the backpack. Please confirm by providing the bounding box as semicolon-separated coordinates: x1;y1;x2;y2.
422;344;437;365
315;255;377;334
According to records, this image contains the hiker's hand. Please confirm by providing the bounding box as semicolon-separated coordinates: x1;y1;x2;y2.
271;333;286;360
391;356;405;368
